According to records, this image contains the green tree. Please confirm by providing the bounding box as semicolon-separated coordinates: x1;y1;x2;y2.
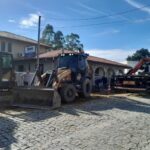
40;24;55;46
64;33;83;51
41;24;84;51
127;48;150;61
53;31;64;50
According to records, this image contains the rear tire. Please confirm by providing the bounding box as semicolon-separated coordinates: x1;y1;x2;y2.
79;78;92;98
60;84;76;103
146;86;150;93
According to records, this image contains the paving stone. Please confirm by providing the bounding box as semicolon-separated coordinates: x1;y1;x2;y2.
0;96;150;150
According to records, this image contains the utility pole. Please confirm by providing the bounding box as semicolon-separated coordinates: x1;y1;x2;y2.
37;16;41;70
31;16;41;86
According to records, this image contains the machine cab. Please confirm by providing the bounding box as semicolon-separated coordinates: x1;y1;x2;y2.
58;53;89;72
0;52;14;90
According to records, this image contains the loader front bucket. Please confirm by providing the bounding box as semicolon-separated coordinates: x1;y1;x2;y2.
12;87;61;109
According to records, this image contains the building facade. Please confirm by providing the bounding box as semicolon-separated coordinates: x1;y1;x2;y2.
0;31;50;59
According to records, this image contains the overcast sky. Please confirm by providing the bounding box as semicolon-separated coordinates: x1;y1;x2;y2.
0;0;150;62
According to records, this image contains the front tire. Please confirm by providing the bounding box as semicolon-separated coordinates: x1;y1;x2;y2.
60;84;76;103
79;78;92;98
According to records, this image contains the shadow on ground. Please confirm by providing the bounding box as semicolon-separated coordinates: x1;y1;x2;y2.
60;95;150;116
133;93;150;99
1;95;150;122
0;116;17;150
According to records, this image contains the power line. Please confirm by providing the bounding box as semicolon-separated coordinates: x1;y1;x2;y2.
56;20;128;28
48;3;150;21
54;3;150;29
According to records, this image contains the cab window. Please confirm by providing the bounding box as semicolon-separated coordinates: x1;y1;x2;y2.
1;55;13;69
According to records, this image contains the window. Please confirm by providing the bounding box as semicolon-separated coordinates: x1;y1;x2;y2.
18;65;24;72
1;41;5;52
59;54;78;69
8;42;12;52
78;55;86;71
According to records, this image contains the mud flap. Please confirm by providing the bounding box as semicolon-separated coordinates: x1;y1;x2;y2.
12;87;61;109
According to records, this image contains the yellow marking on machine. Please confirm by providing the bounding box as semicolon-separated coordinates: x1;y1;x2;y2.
123;81;135;85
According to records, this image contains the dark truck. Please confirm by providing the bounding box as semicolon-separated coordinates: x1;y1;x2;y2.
0;52;15;92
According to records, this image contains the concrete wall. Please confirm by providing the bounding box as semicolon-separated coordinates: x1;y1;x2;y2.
0;37;49;58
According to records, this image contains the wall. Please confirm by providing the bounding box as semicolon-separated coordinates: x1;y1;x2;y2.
0;37;49;58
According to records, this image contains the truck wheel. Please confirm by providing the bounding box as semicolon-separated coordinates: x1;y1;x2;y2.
146;86;150;92
79;78;92;98
60;84;76;103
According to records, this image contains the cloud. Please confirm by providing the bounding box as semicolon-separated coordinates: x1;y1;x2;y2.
70;2;132;22
8;19;16;23
92;29;120;37
77;2;109;15
69;2;113;17
19;13;41;28
125;0;150;14
78;2;132;22
68;7;94;16
86;49;136;62
134;17;150;23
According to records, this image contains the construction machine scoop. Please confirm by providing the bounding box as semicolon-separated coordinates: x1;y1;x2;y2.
12;71;61;109
13;87;61;109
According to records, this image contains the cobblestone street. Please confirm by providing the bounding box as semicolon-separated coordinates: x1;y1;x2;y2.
0;95;150;150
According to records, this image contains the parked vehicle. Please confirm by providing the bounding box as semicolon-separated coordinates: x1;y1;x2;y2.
13;51;93;108
111;58;150;92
